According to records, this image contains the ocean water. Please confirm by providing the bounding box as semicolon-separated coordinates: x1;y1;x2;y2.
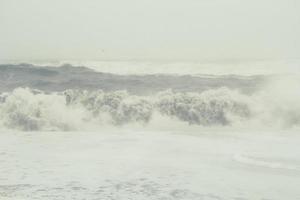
0;61;300;200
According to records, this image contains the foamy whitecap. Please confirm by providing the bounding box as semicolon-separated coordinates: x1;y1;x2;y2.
0;86;299;131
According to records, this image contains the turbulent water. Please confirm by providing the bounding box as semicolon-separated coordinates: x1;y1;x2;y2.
1;62;300;200
0;63;299;131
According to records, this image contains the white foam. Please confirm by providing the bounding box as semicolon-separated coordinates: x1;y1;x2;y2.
0;80;300;131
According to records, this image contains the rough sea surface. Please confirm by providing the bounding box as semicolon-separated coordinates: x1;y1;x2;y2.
0;63;300;200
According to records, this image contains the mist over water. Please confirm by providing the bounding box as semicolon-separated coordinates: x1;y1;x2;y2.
1;1;300;199
0;63;299;131
2;59;300;75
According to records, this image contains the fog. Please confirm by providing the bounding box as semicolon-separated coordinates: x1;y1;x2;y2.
0;0;299;61
1;2;300;199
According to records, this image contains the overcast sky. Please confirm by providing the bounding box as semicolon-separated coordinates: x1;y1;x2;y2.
0;0;299;61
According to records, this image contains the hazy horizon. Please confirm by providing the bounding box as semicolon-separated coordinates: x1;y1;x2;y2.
1;0;300;61
1;1;300;199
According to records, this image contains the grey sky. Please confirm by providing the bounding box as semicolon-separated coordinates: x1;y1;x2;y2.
0;0;299;61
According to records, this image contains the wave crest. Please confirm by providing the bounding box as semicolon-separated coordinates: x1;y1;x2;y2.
0;86;299;131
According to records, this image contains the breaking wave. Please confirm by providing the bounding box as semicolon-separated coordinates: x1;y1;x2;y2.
0;85;299;131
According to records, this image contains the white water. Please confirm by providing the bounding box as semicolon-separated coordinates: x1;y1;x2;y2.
1;78;300;131
0;62;300;199
0;130;300;200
